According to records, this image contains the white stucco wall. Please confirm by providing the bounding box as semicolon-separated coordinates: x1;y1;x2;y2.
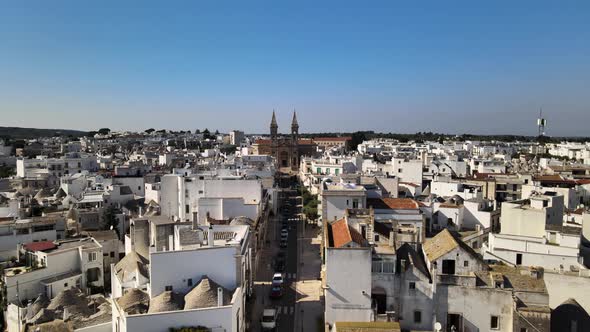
325;248;373;326
149;246;239;297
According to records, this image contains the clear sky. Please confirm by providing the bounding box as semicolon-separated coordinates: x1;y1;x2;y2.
1;1;589;136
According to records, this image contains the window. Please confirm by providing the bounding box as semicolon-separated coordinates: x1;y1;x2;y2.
316;168;321;174
409;282;416;290
64;283;68;287
198;190;203;194
516;253;522;265
520;328;527;332
88;252;97;262
138;186;141;190
165;285;173;291
414;311;422;323
346;200;349;206
87;268;100;282
464;260;469;267
185;204;190;213
187;278;193;287
110;252;115;258
491;316;499;329
374;235;380;242
398;168;403;173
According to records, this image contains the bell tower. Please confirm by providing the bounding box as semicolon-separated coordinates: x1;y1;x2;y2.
291;110;299;142
291;110;299;170
270;110;278;139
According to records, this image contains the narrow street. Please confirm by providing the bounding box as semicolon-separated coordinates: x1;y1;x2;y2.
249;184;300;331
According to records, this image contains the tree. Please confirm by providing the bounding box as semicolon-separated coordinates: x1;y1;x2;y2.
86;131;98;138
0;165;15;178
195;129;201;134
350;131;367;151
100;206;120;236
98;128;111;135
214;129;220;136
145;128;155;134
203;128;211;139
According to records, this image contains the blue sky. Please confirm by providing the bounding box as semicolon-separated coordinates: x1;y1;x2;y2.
1;1;589;135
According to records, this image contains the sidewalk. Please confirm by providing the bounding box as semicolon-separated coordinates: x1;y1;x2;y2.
294;224;324;332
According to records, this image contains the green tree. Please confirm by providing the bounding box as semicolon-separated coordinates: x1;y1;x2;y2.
98;128;111;135
100;206;120;236
350;131;367;151
145;128;155;134
195;129;201;134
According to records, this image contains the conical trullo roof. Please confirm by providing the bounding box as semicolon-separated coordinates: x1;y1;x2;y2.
148;291;184;313
117;288;149;314
26;293;50;320
184;276;232;310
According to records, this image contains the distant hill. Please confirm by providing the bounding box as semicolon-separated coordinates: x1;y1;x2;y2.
0;126;88;139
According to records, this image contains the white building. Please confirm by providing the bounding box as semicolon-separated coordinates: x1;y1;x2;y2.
229;130;245;145
320;181;367;223
484;194;585;271
0;216;66;261
160;174;262;224
3;237;104;303
112;224;250;332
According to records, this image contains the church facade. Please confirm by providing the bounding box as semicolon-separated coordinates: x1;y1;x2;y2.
251;111;316;171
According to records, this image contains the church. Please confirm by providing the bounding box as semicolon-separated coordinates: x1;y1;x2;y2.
251;111;316;171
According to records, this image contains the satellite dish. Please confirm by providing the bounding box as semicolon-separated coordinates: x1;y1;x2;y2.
434;322;442;332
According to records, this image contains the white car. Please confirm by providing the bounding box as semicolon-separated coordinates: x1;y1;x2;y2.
261;308;278;330
272;272;284;285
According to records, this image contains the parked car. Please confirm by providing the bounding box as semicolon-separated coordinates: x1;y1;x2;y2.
261;308;278;330
270;285;283;299
272;272;284;285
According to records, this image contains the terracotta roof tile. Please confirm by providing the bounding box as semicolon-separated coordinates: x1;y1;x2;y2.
24;241;57;252
330;218;352;248
313;137;352;142
367;198;419;210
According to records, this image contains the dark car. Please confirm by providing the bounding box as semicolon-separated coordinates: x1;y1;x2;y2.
270;285;283;299
275;258;285;272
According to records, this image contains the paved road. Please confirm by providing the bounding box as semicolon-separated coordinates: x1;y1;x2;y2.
249;187;299;331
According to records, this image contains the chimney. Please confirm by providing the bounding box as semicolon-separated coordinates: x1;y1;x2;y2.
389;231;395;248
208;225;214;247
217;287;223;307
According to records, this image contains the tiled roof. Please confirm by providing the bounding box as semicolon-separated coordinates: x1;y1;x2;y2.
367;198;419;210
254;138;317;145
24;241;57;252
423;229;459;262
330;218;352;248
313;137;352;142
348;226;365;246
